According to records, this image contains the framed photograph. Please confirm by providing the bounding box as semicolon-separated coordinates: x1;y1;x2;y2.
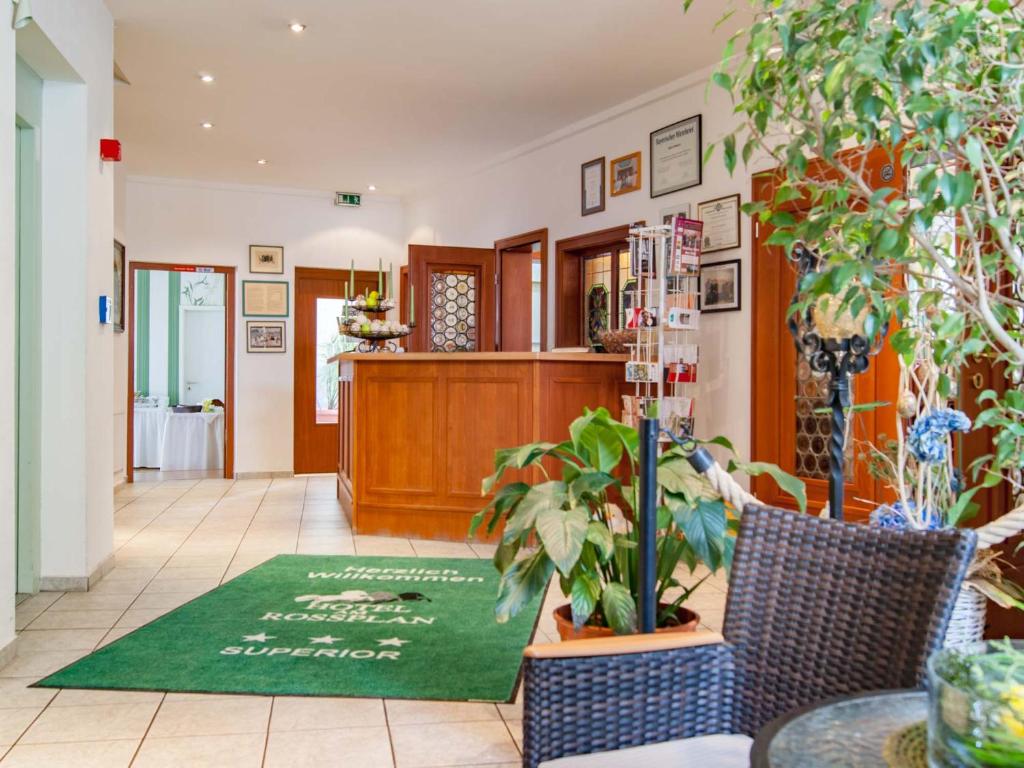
625;361;659;383
581;157;605;216
242;280;289;317
660;202;691;226
113;239;126;333
249;244;284;274
700;259;742;313
609;151;642;196
630;237;657;277
246;320;286;353
697;194;742;253
650;115;702;198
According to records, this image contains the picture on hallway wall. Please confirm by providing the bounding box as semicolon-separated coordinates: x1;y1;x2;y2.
650;114;702;197
699;259;741;313
247;320;286;352
609;151;641;196
113;239;126;333
249;244;285;274
242;280;289;317
581;156;606;215
697;194;741;254
660;202;691;226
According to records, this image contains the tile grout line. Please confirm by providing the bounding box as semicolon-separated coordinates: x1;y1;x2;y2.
259;696;275;768
383;699;399;768
127;691;167;766
219;480;280;585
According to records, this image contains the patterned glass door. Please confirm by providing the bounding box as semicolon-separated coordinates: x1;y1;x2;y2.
429;269;478;352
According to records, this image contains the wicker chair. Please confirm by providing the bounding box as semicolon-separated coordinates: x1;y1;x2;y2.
520;504;977;767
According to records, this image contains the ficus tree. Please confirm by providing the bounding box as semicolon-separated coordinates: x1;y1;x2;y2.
693;0;1024;529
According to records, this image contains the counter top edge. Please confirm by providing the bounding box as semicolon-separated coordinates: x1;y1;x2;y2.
328;352;630;363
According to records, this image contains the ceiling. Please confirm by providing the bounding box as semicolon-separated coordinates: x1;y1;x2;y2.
108;0;746;197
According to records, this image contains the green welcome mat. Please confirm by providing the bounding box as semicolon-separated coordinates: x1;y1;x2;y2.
36;555;543;702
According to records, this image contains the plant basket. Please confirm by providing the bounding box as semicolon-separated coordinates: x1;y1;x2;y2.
943;586;986;649
552;602;699;642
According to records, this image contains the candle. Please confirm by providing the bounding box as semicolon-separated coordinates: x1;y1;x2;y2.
349;260;355;297
377;258;383;296
410;282;415;320
387;264;393;300
342;283;349;321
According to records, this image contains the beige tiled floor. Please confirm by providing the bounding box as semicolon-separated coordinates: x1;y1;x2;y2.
0;476;727;766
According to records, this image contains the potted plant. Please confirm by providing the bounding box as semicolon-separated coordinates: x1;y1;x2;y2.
471;407;804;638
697;0;1024;638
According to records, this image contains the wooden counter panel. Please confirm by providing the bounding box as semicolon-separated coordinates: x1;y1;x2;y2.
341;355;627;540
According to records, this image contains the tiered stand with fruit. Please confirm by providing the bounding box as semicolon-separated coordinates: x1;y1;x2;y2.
336;260;415;353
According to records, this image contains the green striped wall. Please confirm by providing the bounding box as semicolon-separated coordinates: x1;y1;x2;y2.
135;270;150;395
167;272;181;405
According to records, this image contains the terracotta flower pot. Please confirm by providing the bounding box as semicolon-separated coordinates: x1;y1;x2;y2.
552;602;700;642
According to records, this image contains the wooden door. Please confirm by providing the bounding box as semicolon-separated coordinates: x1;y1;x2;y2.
407;245;495;352
750;154;902;519
293;267;376;474
499;247;535;351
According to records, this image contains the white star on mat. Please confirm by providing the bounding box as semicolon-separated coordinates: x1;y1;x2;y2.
242;633;274;643
376;637;409;647
309;635;343;645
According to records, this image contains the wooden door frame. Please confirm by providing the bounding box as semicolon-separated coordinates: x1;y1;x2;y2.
554;223;639;348
126;261;236;482
494;228;548;351
407;245;496;352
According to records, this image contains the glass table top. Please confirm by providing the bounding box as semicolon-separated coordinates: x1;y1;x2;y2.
763;690;927;767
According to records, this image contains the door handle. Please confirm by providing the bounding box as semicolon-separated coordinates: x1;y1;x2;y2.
971;373;984;390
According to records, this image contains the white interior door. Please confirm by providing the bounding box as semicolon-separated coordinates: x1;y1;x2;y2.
179;307;225;404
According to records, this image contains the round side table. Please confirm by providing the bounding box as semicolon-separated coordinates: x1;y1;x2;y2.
750;689;928;767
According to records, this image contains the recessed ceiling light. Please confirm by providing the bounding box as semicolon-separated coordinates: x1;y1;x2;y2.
199;73;215;83
201;121;214;129
368;185;377;191
289;22;306;32
257;159;268;165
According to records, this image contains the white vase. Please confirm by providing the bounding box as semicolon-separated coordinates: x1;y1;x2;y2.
943;587;986;648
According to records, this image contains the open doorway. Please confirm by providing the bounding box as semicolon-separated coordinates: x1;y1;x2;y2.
494;228;547;351
127;263;236;482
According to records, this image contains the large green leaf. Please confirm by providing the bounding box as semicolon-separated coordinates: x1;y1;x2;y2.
657;455;708;500
570;573;602;629
570;470;618;502
731;460;807;513
672;499;727;572
585;521;614;562
501;481;567;544
601;583;637;635
495;551;554;624
535;506;589;577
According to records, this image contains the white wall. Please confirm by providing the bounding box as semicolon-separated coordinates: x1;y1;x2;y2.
113;164;127;483
1;0;114;647
123;178;404;475
404;68;756;458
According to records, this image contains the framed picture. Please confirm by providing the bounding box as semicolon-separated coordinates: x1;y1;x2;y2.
581;157;605;216
609;151;642;196
625;361;659;383
113;239;126;333
700;259;742;313
660;202;691;226
650;115;702;198
697;194;742;253
242;280;289;317
249;244;284;274
246;320;286;353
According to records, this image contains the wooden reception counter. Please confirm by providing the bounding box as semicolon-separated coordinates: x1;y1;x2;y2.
329;352;629;541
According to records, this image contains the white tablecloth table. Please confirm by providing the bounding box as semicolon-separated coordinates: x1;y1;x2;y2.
133;407;169;468
160;412;224;471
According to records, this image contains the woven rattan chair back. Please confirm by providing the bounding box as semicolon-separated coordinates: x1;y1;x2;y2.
723;504;976;735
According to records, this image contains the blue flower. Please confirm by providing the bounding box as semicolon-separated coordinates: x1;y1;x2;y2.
869;501;944;530
907;408;972;464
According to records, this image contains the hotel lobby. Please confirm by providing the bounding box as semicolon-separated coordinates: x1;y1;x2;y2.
2;0;1023;766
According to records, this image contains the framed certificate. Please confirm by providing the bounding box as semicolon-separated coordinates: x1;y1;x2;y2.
697;194;742;254
581;157;605;216
650;115;702;198
242;280;289;317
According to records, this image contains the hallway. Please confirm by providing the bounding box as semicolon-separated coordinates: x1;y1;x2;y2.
0;476;729;767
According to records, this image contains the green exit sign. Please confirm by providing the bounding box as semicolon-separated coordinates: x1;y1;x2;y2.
335;192;361;207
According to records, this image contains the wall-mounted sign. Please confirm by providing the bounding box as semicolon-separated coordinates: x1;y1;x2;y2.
335;192;362;207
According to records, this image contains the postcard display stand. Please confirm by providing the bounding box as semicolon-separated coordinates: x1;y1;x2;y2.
621;219;702;439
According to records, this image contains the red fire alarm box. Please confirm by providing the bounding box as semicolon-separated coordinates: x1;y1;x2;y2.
100;139;122;162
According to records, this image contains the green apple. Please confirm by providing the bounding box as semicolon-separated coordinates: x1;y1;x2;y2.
360;323;371;333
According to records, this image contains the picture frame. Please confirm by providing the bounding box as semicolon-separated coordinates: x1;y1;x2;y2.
246;320;286;353
113;239;126;333
242;280;289;317
699;259;742;313
609;151;642;197
697;194;742;254
650;115;702;198
660;202;691;226
581;157;606;216
249;244;285;274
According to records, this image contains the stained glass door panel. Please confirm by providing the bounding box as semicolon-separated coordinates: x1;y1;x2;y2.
429;270;477;352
